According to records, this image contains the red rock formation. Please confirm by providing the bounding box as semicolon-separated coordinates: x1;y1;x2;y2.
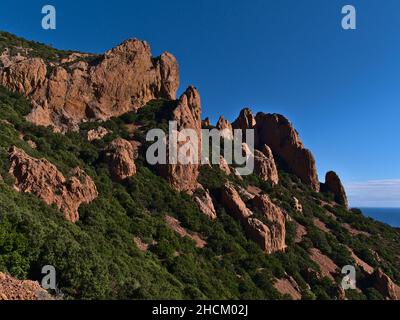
216;116;233;139
293;197;303;213
253;145;279;185
8;147;98;222
232;108;256;131
371;269;400;300
87;127;109;141
221;183;286;254
194;186;217;220
1;39;179;131
255;113;320;191
250;194;286;253
219;155;232;176
0;273;53;300
221;182;253;224
0;58;47;95
106;138;137;181
322;171;348;208
158;86;202;193
202;117;211;127
165;215;206;248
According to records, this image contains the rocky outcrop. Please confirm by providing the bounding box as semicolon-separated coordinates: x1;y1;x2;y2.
371;269;400;300
158;86;202;193
294;197;303;213
219;155;232;176
165;215;206;248
253;145;279;185
0;273;53;300
221;183;286;254
216;116;233;140
8;147;98;222
232;108;256;131
0;58;47;95
321;171;348;208
87;127;109;141
255;113;319;191
249;194;286;253
194;186;217;220
202;117;211;127
1;39;179;131
106;138;137;181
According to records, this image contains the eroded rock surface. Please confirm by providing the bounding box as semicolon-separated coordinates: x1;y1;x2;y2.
158;86;202;193
322;171;348;208
1;39;179;131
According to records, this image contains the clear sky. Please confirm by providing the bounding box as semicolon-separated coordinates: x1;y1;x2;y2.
1;0;399;207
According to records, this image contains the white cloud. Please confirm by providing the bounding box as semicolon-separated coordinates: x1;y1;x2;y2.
345;179;400;208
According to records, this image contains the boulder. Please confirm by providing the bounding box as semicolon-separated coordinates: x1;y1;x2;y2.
158;86;202;193
106;138;137;181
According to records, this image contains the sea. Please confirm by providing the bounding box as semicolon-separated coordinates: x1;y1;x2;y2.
359;208;400;228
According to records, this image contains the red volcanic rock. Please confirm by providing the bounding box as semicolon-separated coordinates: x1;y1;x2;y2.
221;182;253;224
0;272;53;300
250;194;286;253
322;171;348;208
216;116;233;139
253;145;279;185
8;147;98;222
371;269;400;300
87;126;109;141
202;117;211;127
106;138;137;181
255;113;319;191
1;39;179;131
158;86;202;193
0;58;47;95
232;108;256;131
194;186;217;220
219;155;232;176
221;182;286;254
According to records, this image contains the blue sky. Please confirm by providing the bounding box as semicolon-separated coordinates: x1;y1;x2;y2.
1;0;400;207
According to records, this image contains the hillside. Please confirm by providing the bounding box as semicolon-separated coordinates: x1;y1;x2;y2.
0;31;400;300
